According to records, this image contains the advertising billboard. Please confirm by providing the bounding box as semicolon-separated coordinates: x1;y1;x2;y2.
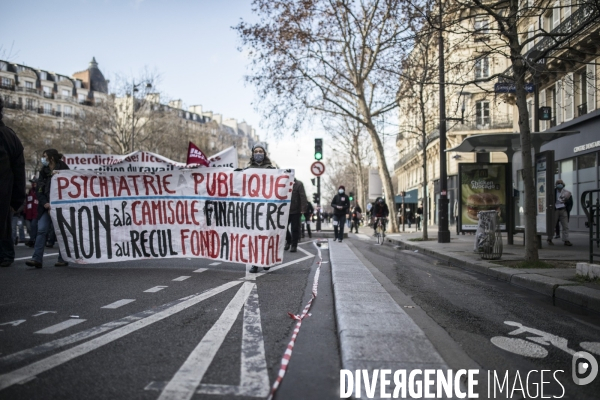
459;163;508;231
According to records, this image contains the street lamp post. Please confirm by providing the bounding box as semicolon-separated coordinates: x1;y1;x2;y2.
130;81;152;152
437;0;451;243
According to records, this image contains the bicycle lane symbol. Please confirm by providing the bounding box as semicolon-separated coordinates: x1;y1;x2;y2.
490;321;600;359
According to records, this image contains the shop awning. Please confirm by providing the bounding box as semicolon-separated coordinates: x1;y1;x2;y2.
446;131;579;155
395;188;419;204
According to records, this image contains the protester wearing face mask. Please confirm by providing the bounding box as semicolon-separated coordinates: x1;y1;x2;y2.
547;179;573;247
330;185;350;242
244;143;275;273
26;149;70;268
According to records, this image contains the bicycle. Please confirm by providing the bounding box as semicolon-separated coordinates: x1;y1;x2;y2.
373;217;387;245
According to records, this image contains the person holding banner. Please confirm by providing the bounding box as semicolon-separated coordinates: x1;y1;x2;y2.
0;98;26;268
284;178;307;253
330;185;350;242
245;143;276;273
26;149;70;268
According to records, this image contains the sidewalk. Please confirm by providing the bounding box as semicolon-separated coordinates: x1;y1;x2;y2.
383;226;600;314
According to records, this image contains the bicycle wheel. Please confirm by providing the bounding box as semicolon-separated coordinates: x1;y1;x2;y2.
376;224;382;245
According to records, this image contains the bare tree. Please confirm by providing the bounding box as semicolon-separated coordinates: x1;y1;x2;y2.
436;0;600;261
235;0;424;232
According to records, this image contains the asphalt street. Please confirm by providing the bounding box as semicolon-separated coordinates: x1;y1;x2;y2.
1;234;600;400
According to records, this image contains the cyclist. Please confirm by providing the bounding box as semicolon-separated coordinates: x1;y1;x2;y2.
372;197;389;236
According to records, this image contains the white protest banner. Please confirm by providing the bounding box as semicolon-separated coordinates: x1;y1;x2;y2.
63;146;239;172
49;168;294;267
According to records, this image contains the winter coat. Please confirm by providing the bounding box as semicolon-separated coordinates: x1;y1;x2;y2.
330;193;350;216
289;180;307;215
351;205;362;221
372;199;389;218
0;121;26;239
305;202;314;218
37;160;70;215
25;187;38;220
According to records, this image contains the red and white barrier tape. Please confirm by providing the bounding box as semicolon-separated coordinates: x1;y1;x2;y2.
267;240;325;400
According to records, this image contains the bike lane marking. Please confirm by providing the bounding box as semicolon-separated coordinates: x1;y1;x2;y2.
101;299;136;309
34;319;86;335
0;280;242;391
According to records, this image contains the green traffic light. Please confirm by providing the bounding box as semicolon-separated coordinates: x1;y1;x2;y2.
315;152;323;160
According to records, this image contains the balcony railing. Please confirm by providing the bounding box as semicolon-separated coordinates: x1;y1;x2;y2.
3;102;21;110
500;2;599;80
53;110;62;117
577;103;588;117
63;113;74;119
42;92;54;99
0;83;15;91
25;104;36;111
450;116;513;131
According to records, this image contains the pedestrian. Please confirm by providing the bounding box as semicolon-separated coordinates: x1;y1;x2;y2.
302;201;314;239
11;199;26;245
547;179;573;246
284;178;308;253
0;98;26;268
25;179;39;247
243;143;275;273
372;197;389;235
351;203;362;233
26;149;70;268
416;203;423;231
405;208;412;229
330;185;350;242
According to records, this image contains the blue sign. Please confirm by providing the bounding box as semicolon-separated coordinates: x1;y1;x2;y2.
494;82;535;93
395;189;419;204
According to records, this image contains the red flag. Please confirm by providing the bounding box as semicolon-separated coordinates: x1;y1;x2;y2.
186;142;209;167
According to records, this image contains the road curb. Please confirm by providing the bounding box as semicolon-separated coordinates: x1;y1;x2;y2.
387;237;600;314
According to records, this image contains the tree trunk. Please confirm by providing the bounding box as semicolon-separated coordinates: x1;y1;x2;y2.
512;61;539;261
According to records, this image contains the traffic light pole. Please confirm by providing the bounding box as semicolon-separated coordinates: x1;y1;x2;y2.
316;176;322;232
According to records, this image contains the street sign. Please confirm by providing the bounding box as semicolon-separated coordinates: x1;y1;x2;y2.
311;161;325;176
539;106;552;120
494;82;535;93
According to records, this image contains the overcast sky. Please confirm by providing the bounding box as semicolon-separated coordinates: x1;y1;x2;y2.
2;0;397;197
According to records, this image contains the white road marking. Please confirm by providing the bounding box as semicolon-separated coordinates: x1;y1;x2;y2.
172;276;191;282
209;262;221;266
158;282;253;400
0;281;242;390
35;319;86;335
0;320;26;327
144;286;168;293
193;268;207;273
32;311;56;317
14;253;58;261
245;254;314;281
101;299;135;309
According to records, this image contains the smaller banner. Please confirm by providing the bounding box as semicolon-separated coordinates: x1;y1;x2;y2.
186;142;210;167
459;163;507;231
49;168;294;266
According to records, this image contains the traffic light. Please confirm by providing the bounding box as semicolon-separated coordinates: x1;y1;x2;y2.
312;193;320;203
314;138;323;160
349;192;354;201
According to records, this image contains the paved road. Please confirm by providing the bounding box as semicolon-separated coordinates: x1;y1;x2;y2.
349;233;600;399
0;242;339;400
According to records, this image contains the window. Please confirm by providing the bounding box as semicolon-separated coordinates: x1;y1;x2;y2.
474;16;489;34
43;103;51;114
64;105;72;115
555;80;562;124
527;99;534;131
553;1;560;29
75;80;82;89
587;63;596;112
39;71;47;80
56;105;61;112
564;73;574;121
475;101;490;127
62;89;70;97
540;89;547;131
78;94;86;103
0;61;7;71
25;81;34;89
1;77;12;87
475;57;489;79
527;25;534;51
25;98;34;110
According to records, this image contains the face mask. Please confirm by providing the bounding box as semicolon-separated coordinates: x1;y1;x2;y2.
556;184;564;190
339;189;344;194
254;153;265;163
41;157;49;166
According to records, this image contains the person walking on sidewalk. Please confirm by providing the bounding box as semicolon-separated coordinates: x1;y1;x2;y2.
350;204;362;233
372;197;389;236
242;143;276;273
0;98;26;268
302;201;314;239
26;149;70;268
330;185;350;242
285;179;308;253
416;203;423;231
547;179;573;246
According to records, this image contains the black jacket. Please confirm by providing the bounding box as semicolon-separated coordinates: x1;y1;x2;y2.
351;205;362;220
0;121;25;239
289;179;307;214
37;160;70;214
372;201;389;218
305;201;314;217
330;193;350;216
